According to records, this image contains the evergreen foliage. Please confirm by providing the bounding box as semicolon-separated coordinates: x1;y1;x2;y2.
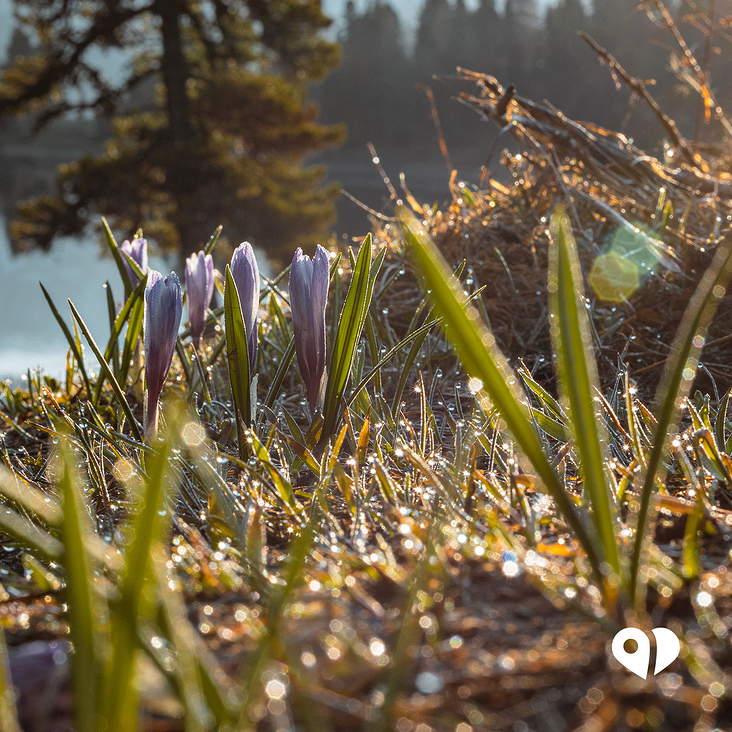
318;0;730;160
0;0;345;261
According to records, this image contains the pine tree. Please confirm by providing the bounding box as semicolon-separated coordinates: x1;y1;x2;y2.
0;0;344;262
500;0;539;92
540;0;589;116
319;1;412;149
466;0;503;76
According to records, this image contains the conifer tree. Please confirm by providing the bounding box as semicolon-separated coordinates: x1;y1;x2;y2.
320;0;412;148
0;0;344;261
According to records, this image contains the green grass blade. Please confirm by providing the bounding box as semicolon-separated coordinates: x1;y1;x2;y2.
68;301;144;443
101;405;180;732
57;435;104;732
224;265;252;453
0;628;21;732
630;233;732;601
94;275;148;405
349;315;439;408
549;208;619;576
105;282;120;375
119;292;145;390
40;283;92;396
715;386;731;451
203;224;222;256
265;336;296;409
0;468;62;526
0;504;63;562
152;553;211;731
236;520;317;727
101;217;134;295
400;208;605;583
322;235;384;440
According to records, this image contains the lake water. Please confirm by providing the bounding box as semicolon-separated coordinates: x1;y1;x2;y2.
0;216;174;382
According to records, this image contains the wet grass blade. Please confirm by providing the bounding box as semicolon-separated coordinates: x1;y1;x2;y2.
322;235;384;441
57;435;104;732
630;233;732;602
400;208;605;583
105;282;120;375
0;504;63;562
203;225;222;256
0;628;21;732
40;283;91;396
224;264;252;454
265;336;296;409
101;407;179;731
0;468;62;526
549;209;619;576
236;520;317;727
68;301;144;443
94;275;147;405
349;315;440;408
101;217;133;295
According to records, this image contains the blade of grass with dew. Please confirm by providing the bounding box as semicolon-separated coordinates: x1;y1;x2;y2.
350;315;440;408
119;287;145;390
549;208;620;577
0;468;62;525
203;224;222;256
224;265;252;454
718;386;732;451
0;505;63;562
370;532;436;732
153;588;238;726
57;435;105;732
322;235;385;441
105;282;120;375
630;233;732;602
68;301;144;443
0;628;21;732
151;551;211;731
235;519;317;727
94;274;148;404
40;284;92;396
265;336;296;409
400;207;605;584
100;405;179;732
101;217;134;295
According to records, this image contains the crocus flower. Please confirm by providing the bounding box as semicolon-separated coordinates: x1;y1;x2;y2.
144;270;183;436
230;243;260;371
120;237;149;286
289;245;329;413
185;251;214;343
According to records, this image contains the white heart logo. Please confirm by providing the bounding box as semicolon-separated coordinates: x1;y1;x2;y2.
610;627;680;679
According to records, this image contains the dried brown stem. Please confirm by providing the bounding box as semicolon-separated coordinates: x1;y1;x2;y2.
578;31;697;169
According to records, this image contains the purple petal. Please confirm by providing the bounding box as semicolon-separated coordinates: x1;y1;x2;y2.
144;270;183;432
289;246;329;412
185;251;214;341
121;238;149;286
230;242;260;370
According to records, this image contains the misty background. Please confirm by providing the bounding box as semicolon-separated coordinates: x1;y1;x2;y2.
0;0;726;377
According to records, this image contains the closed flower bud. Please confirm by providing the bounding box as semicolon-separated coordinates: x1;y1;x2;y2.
230;243;260;371
144;270;183;435
289;245;329;412
120;237;148;286
185;251;214;342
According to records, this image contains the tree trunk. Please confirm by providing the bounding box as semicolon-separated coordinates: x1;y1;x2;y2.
157;0;193;141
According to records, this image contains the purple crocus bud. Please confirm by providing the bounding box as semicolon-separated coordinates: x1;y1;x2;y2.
144;270;183;436
289;245;329;413
185;251;214;343
120;237;149;286
230;242;260;371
